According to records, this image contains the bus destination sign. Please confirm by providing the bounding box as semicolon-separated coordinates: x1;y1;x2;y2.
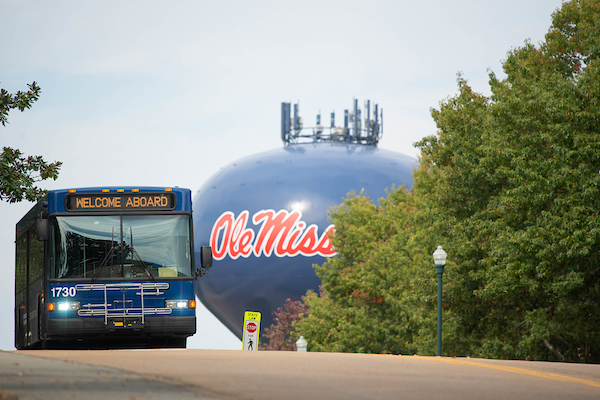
65;192;176;212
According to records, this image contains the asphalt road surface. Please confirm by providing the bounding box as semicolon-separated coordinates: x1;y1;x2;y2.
2;349;599;399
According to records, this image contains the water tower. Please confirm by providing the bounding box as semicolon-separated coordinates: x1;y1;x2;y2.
193;99;416;338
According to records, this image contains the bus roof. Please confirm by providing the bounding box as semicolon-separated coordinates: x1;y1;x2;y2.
16;186;192;240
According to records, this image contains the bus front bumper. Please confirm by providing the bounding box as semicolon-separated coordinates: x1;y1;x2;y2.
46;315;196;339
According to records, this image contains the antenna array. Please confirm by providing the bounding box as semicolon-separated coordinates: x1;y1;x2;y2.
281;99;383;145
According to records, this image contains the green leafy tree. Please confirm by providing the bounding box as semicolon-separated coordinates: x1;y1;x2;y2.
292;188;440;354
0;82;61;203
0;82;41;127
416;0;600;362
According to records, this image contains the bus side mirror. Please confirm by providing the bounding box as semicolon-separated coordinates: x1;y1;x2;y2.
200;246;213;269
36;219;49;241
196;246;213;278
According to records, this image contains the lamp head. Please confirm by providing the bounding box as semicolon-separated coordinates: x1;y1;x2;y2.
433;245;447;267
296;335;308;352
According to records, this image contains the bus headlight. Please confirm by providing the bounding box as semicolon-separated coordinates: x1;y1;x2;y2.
165;300;192;309
49;301;81;312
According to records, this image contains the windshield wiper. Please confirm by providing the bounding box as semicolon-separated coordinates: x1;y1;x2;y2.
128;227;156;282
90;227;118;283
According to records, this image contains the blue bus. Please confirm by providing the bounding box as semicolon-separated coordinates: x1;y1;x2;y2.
15;186;212;349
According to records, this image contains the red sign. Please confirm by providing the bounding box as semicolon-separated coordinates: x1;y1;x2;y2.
246;322;257;333
210;209;336;260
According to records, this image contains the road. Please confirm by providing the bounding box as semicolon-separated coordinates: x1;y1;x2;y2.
1;349;599;399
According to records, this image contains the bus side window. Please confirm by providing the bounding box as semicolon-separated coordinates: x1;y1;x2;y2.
29;228;44;284
16;235;27;295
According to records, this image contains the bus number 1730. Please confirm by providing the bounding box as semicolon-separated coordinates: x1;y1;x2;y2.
51;287;77;298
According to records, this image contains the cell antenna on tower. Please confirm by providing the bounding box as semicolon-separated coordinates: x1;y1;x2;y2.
280;98;383;145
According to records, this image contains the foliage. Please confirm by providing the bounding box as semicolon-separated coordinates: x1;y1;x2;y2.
415;0;600;362
261;298;310;351
0;82;40;127
292;188;440;354
0;82;62;203
0;147;62;203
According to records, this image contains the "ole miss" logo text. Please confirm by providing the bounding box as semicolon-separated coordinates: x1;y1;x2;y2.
210;209;335;260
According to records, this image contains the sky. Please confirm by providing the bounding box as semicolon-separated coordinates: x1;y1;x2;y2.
0;0;565;350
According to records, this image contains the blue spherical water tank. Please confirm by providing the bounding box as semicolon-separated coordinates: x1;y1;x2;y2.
193;141;416;338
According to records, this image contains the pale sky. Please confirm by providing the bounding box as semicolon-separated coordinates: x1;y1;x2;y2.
0;0;564;350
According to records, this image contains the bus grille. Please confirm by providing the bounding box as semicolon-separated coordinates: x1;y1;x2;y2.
75;282;172;325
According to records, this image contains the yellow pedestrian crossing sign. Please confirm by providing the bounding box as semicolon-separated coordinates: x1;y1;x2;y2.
242;311;261;351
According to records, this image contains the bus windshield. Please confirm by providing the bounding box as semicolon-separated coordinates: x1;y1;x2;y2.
50;214;192;279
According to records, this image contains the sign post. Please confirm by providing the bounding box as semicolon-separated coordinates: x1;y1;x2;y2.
242;311;261;351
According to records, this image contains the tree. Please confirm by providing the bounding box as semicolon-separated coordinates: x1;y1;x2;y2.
416;0;600;362
0;81;41;127
0;82;62;203
261;298;310;351
291;188;440;354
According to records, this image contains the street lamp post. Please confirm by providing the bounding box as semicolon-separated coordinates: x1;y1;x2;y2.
433;245;447;357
